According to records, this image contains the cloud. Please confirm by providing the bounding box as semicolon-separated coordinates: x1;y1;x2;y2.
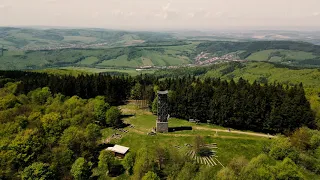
91;12;100;19
0;4;11;10
112;10;124;16
313;12;320;16
157;0;180;20
187;13;195;18
215;12;225;17
162;0;172;11
44;0;58;3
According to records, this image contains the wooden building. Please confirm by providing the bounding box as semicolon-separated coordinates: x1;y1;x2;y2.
106;145;129;158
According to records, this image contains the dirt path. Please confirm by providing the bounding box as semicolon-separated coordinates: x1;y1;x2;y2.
193;126;275;138
160;133;270;140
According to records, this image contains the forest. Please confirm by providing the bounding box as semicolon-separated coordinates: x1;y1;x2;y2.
0;69;320;179
155;77;315;134
0;70;316;134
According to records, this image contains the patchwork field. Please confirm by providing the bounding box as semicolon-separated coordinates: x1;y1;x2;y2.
246;49;317;62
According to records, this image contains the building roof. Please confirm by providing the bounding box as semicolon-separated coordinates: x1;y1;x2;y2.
158;90;168;94
106;145;129;154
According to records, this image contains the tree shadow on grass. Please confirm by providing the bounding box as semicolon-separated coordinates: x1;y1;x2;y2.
168;126;192;132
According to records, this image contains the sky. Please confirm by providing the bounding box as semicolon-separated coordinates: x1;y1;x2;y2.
0;0;320;30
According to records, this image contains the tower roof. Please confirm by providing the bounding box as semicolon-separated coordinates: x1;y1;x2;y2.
158;90;168;94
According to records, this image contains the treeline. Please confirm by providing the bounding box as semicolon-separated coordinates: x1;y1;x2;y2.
1;70;316;133
154;76;315;134
0;70;133;105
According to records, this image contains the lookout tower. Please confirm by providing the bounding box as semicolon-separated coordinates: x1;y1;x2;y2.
156;90;169;133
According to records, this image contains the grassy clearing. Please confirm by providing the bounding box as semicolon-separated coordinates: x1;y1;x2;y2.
97;55;141;67
77;57;99;65
102;103;273;170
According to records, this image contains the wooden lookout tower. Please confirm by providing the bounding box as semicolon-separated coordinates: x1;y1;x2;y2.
156;90;169;133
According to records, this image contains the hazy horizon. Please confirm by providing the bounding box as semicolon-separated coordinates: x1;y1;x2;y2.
1;0;320;31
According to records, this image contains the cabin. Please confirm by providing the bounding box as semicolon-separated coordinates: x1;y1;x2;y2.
106;145;130;158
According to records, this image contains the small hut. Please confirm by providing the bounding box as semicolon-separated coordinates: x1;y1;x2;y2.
106;145;130;158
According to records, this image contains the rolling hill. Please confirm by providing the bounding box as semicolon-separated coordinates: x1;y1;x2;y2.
1;28;320;70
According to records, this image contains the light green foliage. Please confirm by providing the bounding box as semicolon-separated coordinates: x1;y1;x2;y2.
194;166;216;180
310;132;320;150
176;162;199;180
92;96;110;125
228;156;249;176
216;167;236;180
274;158;304;180
21;162;54;180
131;83;143;100
105;107;122;127
290;127;312;151
132;148;156;180
70;157;91;180
59;126;87;155
315;147;320;159
63;96;85;119
123;152;136;175
269;136;297;160
51;147;74;176
151;96;158;114
98;150;115;176
142;171;160;180
241;154;274;180
28;87;52;105
85;123;101;141
218;155;304;180
41;112;63;136
10;129;44;167
0;93;18;111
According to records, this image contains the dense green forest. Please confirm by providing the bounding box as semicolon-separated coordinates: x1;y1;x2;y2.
0;71;132;105
1;69;320;179
0;70;316;134
0;82;126;179
158;77;314;133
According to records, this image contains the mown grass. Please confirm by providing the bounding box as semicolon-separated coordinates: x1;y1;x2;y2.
102;103;273;171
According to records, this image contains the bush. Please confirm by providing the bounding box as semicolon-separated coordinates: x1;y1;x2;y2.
105;107;122;127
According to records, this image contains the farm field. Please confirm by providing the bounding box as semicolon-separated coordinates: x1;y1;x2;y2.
246;49;316;62
0;43;196;70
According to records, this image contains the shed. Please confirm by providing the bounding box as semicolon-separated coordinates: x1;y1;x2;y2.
106;145;130;158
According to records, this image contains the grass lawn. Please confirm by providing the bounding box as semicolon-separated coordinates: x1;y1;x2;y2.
102;103;273;172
